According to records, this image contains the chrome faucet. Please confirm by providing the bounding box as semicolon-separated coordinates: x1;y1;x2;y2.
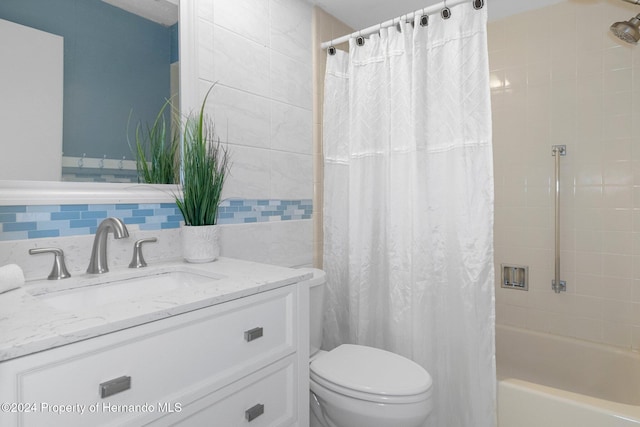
87;217;130;274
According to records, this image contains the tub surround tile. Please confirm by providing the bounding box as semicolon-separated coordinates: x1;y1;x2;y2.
492;0;640;349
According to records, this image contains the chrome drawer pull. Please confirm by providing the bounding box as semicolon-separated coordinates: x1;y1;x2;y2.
245;403;264;422
244;327;263;342
99;376;131;398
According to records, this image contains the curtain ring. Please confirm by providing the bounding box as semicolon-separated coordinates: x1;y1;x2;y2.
441;0;451;19
356;31;365;46
473;0;484;10
420;9;429;27
328;46;336;55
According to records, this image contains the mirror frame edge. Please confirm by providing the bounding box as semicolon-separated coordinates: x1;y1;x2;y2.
0;181;180;206
0;0;196;207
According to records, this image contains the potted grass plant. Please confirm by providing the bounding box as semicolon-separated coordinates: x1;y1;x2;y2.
176;85;230;263
129;99;180;184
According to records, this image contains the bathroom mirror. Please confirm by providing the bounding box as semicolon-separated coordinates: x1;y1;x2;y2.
0;0;179;183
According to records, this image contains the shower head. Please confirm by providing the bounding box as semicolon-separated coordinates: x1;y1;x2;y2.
610;13;640;44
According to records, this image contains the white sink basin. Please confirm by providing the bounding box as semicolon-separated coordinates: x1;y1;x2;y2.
31;267;220;312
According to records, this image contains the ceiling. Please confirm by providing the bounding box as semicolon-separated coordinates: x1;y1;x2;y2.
102;0;568;33
311;0;566;31
102;0;178;26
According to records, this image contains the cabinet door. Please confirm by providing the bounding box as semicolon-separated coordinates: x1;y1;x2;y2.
0;19;63;180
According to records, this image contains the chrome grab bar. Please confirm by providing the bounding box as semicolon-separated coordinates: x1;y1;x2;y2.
552;145;566;293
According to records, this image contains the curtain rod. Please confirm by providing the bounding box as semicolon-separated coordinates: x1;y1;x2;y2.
320;0;479;49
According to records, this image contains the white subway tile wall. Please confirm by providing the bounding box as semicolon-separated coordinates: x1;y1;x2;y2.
491;0;640;349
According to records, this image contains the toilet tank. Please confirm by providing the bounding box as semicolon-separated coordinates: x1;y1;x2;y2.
298;268;326;357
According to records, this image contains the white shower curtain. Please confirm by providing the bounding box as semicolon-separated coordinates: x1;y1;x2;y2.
322;3;495;426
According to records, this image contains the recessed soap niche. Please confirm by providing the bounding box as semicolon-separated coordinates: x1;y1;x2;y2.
501;264;528;291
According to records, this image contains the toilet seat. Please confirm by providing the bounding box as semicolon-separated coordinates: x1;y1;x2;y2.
310;344;433;404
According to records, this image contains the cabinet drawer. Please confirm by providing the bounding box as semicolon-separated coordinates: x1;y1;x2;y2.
153;355;297;427
4;286;297;427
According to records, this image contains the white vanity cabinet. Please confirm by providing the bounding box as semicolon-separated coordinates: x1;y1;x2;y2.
0;283;310;427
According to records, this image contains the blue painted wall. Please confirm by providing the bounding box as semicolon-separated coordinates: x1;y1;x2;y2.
0;0;172;159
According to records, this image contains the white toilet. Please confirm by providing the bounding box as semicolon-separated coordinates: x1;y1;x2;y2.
303;268;433;427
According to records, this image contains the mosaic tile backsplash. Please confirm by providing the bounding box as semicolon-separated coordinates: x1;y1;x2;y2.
0;199;313;241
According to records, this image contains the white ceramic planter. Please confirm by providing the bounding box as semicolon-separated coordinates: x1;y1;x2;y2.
181;224;220;263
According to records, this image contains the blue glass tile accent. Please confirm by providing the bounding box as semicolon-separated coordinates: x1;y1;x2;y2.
116;203;139;210
60;228;91;237
70;219;97;228
0;199;312;241
107;210;132;218
61;204;88;211
4;222;37;232
139;223;162;231
144;215;165;224
138;204;158;210
123;217;145;225
161;222;181;229
89;205;116;211
37;221;71;231
0;231;28;241
26;205;59;213
0;214;16;223
29;229;60;239
17;212;52;222
82;211;108;219
153;208;176;216
0;206;26;213
133;209;154;217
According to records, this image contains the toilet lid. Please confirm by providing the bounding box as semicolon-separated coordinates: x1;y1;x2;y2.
310;344;433;398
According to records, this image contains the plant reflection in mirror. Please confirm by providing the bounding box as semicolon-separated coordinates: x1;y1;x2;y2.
128;98;180;184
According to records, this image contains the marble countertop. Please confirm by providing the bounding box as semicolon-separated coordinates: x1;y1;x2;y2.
0;257;312;362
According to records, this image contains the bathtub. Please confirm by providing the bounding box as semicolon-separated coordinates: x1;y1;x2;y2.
496;324;640;427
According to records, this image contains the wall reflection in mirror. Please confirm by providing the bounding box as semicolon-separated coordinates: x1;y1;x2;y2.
0;0;179;183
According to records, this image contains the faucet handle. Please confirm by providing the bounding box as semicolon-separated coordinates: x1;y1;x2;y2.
29;247;71;280
129;238;157;268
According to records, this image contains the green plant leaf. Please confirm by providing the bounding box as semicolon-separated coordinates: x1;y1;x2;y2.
127;97;180;184
175;84;231;226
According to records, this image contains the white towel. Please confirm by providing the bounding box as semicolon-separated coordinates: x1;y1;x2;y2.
0;264;25;294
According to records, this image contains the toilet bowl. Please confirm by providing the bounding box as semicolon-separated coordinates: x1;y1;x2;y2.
301;268;433;427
